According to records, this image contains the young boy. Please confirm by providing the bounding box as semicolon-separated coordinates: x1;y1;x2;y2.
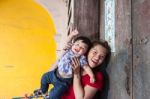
34;29;95;99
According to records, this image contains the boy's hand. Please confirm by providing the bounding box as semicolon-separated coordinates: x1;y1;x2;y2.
69;29;79;37
90;76;96;83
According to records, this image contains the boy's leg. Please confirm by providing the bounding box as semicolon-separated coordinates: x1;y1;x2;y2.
40;70;55;93
49;81;68;99
48;73;72;99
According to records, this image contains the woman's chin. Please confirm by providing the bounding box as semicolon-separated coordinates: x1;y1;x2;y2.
89;62;97;68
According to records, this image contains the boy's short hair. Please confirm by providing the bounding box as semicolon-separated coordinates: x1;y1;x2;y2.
73;36;92;51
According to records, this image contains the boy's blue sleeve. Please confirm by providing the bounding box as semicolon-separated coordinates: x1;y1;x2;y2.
80;55;88;67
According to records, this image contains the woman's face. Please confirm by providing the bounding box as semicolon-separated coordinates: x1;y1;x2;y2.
87;44;107;68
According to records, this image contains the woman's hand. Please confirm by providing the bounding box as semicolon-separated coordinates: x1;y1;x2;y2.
71;57;81;74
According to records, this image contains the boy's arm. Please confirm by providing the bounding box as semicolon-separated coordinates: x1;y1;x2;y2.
57;29;78;57
49;49;68;71
50;29;78;71
62;29;79;51
83;65;95;83
66;29;79;44
49;60;58;71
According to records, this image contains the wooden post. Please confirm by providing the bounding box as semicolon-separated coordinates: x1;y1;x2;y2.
100;0;132;99
68;0;100;40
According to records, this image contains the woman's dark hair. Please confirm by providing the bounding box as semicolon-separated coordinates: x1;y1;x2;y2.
90;40;111;72
91;40;111;99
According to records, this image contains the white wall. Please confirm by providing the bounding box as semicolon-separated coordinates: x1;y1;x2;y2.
35;0;68;57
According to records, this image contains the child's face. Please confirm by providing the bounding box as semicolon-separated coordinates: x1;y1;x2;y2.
71;40;88;56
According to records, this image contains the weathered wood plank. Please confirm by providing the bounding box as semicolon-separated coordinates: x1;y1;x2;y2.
105;0;132;99
74;0;100;40
132;0;150;99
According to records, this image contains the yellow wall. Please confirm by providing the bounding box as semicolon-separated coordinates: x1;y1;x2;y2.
0;0;56;98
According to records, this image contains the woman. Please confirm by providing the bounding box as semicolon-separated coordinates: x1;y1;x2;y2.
61;40;111;99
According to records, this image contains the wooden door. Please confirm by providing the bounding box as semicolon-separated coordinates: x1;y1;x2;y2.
102;0;150;98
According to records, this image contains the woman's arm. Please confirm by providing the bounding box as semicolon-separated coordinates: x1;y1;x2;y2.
73;73;84;99
71;57;99;99
83;85;99;99
73;73;99;99
83;65;95;83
